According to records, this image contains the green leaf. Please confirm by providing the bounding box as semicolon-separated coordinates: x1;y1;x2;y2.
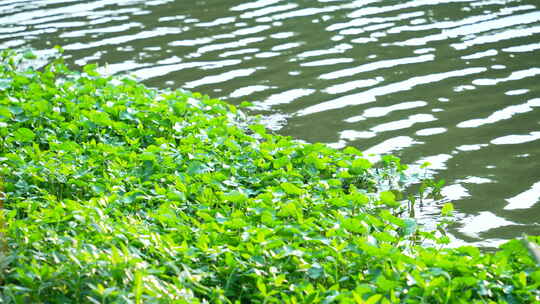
531;270;540;283
351;158;372;174
380;191;398;207
223;190;247;203
343;146;363;156
441;203;454;216
517;272;527;287
273;156;289;169
307;264;324;279
352;192;369;206
83;64;100;77
54;45;64;53
402;219;417;236
23;50;37;59
167;189;186;202
0;106;12;119
256;279;267;295
420;161;431;169
278;202;297;217
239;101;253;108
281;182;303;195
365;294;382;304
187;161;208;175
14;128;35;142
343;218;367;234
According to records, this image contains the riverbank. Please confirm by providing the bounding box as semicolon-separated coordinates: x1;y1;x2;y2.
1;49;539;303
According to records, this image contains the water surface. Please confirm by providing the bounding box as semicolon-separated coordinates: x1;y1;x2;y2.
1;0;539;247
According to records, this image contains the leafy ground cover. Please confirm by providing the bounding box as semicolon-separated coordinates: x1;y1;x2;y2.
0;49;539;303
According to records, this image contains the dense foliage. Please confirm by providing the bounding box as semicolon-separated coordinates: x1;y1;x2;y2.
0;49;539;303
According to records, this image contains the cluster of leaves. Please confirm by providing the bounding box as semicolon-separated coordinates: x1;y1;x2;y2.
0;49;539;303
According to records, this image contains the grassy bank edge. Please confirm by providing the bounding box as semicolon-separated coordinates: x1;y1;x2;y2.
0;49;539;303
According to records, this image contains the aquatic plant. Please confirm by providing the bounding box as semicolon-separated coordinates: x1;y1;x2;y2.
0;49;538;303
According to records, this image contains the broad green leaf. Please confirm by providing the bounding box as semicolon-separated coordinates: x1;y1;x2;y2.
351;158;372;174
83;63;100;77
187;161;208;175
365;294;383;304
13;128;35;142
223;190;247;203
307;264;324;279
273;156;289;169
281;182;303;195
343;146;362;156
343;218;367;234
402;219;417;236
380;191;399;207
278;202;297;217
352;192;369;205
23;50;37;59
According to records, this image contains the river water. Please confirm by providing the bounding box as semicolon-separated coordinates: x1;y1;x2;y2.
1;0;539;247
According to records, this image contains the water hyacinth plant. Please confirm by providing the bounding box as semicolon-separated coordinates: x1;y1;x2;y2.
0;49;539;303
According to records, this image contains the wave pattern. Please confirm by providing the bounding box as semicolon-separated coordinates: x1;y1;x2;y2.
1;0;539;247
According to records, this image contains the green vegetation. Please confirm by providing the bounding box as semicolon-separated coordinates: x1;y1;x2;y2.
0;49;539;303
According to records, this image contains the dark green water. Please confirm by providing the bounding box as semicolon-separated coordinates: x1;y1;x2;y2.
1;0;539;247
